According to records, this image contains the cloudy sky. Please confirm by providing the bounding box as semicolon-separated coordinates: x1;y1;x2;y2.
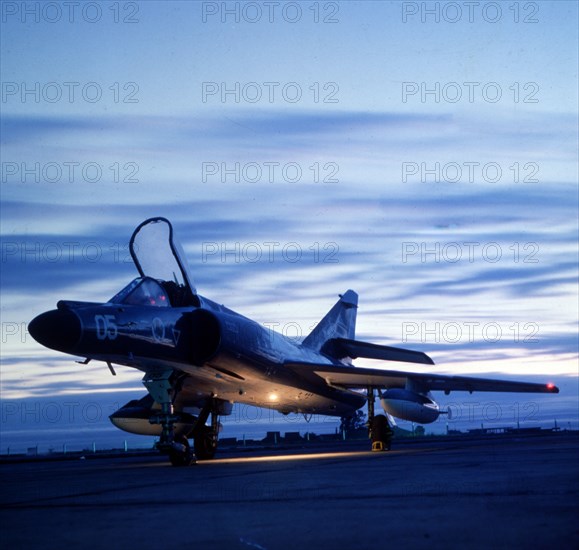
1;1;577;449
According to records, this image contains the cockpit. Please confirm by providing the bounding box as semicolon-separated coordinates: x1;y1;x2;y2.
113;217;201;308
109;277;198;308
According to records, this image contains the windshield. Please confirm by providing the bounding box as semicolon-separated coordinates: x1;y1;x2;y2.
109;277;170;307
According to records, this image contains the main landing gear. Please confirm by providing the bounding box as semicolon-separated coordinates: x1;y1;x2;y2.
191;399;219;461
169;435;193;467
143;371;220;466
367;387;393;452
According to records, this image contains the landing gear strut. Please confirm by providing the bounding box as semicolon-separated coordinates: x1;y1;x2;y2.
367;386;375;441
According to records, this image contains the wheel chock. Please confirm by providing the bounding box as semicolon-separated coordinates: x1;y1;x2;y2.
372;441;384;452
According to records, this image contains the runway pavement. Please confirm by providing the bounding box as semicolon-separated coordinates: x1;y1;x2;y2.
1;433;578;549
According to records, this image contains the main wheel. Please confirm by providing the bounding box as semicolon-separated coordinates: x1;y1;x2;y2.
194;426;217;460
371;414;393;451
169;436;193;467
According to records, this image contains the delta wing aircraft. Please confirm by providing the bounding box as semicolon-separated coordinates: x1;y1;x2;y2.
29;217;559;465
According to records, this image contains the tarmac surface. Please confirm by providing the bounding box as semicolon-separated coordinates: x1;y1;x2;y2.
1;433;578;549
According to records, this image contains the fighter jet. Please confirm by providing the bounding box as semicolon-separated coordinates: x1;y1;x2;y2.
29;217;559;465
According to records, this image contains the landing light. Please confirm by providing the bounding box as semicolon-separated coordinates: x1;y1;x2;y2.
268;392;279;402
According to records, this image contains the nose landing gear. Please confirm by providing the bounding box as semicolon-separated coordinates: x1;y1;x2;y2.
144;371;195;466
143;371;221;466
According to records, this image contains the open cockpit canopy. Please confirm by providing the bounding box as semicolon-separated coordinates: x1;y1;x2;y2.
126;217;200;307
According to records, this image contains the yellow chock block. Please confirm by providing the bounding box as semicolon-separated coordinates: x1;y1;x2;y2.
372;441;384;452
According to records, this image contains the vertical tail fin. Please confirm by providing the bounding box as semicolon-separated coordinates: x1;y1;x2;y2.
302;290;358;351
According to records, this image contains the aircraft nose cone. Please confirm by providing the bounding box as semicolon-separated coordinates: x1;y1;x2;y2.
29;309;81;352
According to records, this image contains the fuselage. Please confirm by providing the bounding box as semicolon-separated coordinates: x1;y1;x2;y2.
29;292;366;417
